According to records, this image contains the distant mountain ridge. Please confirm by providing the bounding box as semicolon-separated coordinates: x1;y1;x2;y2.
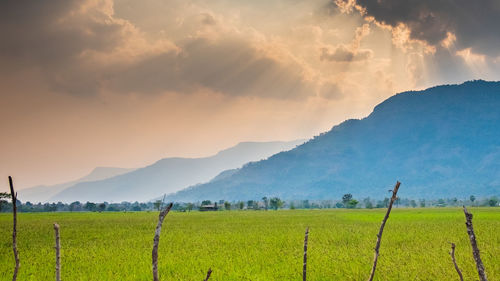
18;167;135;203
48;140;304;203
166;80;500;201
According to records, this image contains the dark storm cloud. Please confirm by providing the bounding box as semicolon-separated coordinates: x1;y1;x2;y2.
342;0;500;56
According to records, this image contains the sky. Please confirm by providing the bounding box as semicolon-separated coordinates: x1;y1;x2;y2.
1;0;500;190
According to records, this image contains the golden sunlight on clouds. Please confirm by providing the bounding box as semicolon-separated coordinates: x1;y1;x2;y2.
1;0;499;189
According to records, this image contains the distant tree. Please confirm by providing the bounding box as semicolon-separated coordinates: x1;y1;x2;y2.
0;192;9;212
347;199;358;209
247;200;255;210
363;198;373;209
202;200;212;206
153;200;162;211
419;199;426;208
107;204;119;212
187;203;194;212
97;203;106;212
488;197;498;207
262;197;269;211
335;202;344;208
238;201;244;210
342;194;352;207
302;200;310;209
69;201;82;212
410;200;417;208
470;195;476;206
56;202;66;211
251;201;259;209
290;202;295;210
84;202;97;212
269;197;284;210
437;198;446;207
224;201;231;210
383;197;390;208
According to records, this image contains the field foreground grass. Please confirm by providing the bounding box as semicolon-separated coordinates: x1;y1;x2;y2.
1;208;499;280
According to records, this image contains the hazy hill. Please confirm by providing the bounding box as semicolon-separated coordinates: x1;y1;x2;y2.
18;167;135;203
166;80;500;201
49;140;304;203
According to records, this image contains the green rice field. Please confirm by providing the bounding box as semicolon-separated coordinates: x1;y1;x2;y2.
1;208;499;280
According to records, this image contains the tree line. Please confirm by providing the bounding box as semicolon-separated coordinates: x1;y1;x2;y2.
0;192;498;213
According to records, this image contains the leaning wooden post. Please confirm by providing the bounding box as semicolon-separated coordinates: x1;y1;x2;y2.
54;223;61;281
303;227;309;281
449;242;464;281
152;202;173;281
9;176;20;281
367;181;401;281
463;206;488;281
203;268;212;281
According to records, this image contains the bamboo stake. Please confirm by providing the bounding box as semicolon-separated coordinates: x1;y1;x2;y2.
367;181;401;281
303;227;309;281
463;206;488;281
203;268;212;281
54;223;61;281
9;176;20;281
152;202;173;281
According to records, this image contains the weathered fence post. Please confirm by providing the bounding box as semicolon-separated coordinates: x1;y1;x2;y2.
463;206;488;281
303;227;309;281
54;223;61;281
152;202;173;281
203;268;212;281
9;176;20;281
449;242;464;281
367;181;401;281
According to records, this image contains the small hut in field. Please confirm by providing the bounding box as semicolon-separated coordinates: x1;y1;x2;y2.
199;203;218;211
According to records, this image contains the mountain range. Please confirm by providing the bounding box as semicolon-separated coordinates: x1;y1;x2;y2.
37;140;303;203
165;80;500;202
18;167;135;203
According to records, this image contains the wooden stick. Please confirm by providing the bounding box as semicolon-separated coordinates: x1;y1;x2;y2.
303;227;309;281
203;268;212;281
463;206;488;281
152;202;173;281
9;176;20;281
367;181;401;281
54;223;61;281
449;242;464;281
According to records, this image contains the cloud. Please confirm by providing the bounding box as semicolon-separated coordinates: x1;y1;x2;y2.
335;0;500;57
199;12;217;26
0;0;314;99
406;52;424;85
320;45;372;62
0;0;127;69
107;37;314;99
318;81;343;99
319;23;373;62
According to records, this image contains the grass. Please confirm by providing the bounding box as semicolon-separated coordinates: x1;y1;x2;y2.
1;208;499;280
